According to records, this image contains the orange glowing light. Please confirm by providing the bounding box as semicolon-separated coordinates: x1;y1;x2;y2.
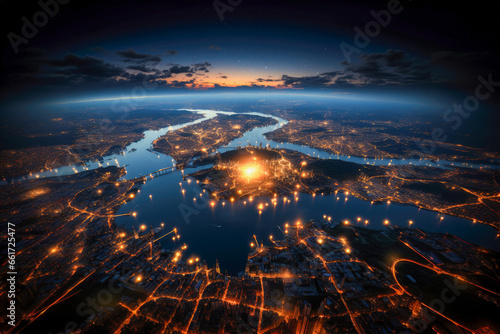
244;166;256;177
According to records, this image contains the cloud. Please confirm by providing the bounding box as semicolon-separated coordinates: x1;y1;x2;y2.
8;48;488;96
116;48;161;64
168;65;192;74
266;51;435;89
41;54;125;79
166;50;178;56
429;51;500;88
126;65;156;72
256;78;280;82
192;62;213;72
160;63;213;77
344;50;432;85
281;74;333;88
274;50;434;89
169;79;196;88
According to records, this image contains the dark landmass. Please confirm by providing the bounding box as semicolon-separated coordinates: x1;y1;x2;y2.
1;164;498;333
0;109;203;180
395;261;499;332
189;147;500;229
263;111;500;164
152;114;277;166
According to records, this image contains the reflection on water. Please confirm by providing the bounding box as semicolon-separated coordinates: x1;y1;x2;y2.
13;108;499;273
115;169;499;274
18;109;498;183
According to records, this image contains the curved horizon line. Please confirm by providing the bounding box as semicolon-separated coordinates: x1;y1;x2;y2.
49;91;427;106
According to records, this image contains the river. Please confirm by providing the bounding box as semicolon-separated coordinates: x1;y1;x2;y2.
14;108;500;273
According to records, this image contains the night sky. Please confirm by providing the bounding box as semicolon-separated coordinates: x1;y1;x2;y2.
1;0;499;109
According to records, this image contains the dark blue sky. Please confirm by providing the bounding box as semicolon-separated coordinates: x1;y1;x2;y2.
1;0;499;108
